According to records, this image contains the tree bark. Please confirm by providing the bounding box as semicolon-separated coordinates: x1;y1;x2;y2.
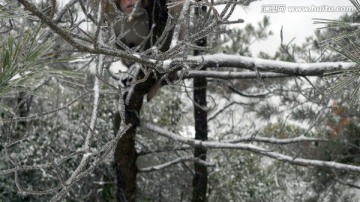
113;74;150;201
192;75;208;202
111;0;173;200
112;66;160;202
113;110;140;202
192;2;208;201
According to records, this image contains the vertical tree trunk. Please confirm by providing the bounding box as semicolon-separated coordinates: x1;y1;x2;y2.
192;2;208;201
192;76;208;202
113;109;140;202
111;1;173;200
112;66;158;202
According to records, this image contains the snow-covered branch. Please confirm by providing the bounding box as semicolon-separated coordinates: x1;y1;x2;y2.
222;135;327;145
16;0;356;80
64;67;101;190
142;123;360;173
138;157;215;173
49;123;132;201
17;0;155;66
1;91;91;125
138;146;191;156
197;54;355;74
187;70;289;79
173;54;357;78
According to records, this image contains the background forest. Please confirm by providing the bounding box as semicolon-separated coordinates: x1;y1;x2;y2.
1;0;360;201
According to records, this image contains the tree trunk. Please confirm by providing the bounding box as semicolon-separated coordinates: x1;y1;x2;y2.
113;110;140;202
112;1;173;200
113;65;158;202
192;75;208;202
192;3;208;201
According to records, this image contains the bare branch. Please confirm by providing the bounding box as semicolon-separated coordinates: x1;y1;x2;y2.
138;146;191;156
17;0;156;66
138;157;215;173
142;123;360;173
168;54;356;76
1;91;92;125
188;70;289;79
221;135;327;145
